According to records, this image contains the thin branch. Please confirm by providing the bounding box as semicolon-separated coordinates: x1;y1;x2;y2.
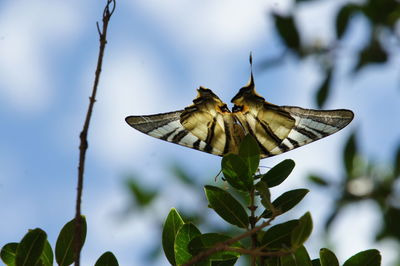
224;247;292;257
74;1;115;265
249;188;258;265
182;216;275;266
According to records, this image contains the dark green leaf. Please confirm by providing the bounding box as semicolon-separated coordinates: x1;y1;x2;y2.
261;220;299;249
394;144;400;177
15;228;47;266
343;132;357;176
212;259;237;266
39;240;53;266
261;159;295;188
1;242;18;266
94;251;119;266
255;181;271;209
354;38;388;72
308;174;329;186
316;69;333;108
262;189;309;218
162;208;184;265
189;233;242;261
376;207;400;240
312;259;322;266
55;216;87;266
221;154;252;191
205;186;249;228
174;224;201;265
291;212;313;247
125;178;157;207
343;249;381;266
273;13;301;52
239;134;260;176
336;4;360;39
280;246;312;266
320;248;339;266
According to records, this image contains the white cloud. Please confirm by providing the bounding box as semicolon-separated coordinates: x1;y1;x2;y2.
0;0;85;115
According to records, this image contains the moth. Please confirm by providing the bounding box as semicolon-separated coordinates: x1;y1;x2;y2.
125;65;353;159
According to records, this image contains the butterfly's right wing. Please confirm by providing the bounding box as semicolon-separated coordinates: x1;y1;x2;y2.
125;110;225;155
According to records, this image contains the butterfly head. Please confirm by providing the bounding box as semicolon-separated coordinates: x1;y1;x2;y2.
192;86;230;114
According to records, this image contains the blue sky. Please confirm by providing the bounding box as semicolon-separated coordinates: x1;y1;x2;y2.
1;0;400;265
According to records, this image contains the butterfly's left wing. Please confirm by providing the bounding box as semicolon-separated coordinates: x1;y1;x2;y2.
231;76;354;158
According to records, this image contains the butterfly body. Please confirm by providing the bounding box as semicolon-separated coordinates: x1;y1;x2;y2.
126;71;353;159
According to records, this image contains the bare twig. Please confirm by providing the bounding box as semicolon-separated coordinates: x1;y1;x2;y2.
182;217;275;266
74;1;115;265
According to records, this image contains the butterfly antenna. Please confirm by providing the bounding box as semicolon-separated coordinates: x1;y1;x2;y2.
249;52;255;87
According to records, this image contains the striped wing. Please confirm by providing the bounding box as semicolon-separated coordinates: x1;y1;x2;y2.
231;74;354;158
125;111;219;154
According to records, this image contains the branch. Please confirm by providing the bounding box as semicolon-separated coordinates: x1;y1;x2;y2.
74;1;115;265
182;217;275;266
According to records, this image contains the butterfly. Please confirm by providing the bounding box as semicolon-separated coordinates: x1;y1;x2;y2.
125;62;353;159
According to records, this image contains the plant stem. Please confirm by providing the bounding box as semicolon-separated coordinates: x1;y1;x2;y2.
249;188;258;265
74;1;115;265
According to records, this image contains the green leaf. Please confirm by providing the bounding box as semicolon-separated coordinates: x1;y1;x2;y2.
39;240;53;266
336;4;360;39
343;249;381;266
280;246;312;266
174;224;201;265
55;216;87;266
394;144;400;177
261;220;299;249
262;189;309;218
343;132;357;176
312;259;322;266
255;181;271;209
320;248;339;266
291;212;313;248
189;233;242;261
239;134;260;176
316;69;333;109
221;154;252;191
162;208;184;265
94;251;119;266
212;259;237;266
261;159;295;188
1;242;18;266
308;175;329;186
354;38;388;72
205;186;249;228
273;13;301;52
125;178;157;207
15;228;47;266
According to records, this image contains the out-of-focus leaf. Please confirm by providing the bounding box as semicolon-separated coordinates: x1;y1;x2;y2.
343;249;381;266
239;134;260;176
394;144;400;177
376;206;400;241
361;0;400;27
291;212;313;248
280;246;312;266
308;174;329;186
336;4;360;39
125;179;157;207
170;163;196;186
273;13;301;53
320;248;339;266
316;69;333;108
1;242;18;266
162;208;184;266
39;240;53;266
212;259;237;266
174;223;201;265
15;228;47;266
205;185;249;228
343;132;357;177
94;252;119;266
55;216;86;266
261;159;295;188
188;233;242;261
354;38;388;72
222;154;252;191
262;189;309;218
261;220;299;249
255;181;271;209
312;259;322;266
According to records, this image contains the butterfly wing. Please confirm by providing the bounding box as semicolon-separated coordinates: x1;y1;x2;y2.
231;77;354;158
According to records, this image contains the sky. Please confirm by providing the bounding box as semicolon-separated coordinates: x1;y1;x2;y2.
1;0;400;265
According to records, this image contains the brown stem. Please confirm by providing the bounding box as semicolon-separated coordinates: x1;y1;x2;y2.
74;1;115;265
249;188;258;265
183;216;275;266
